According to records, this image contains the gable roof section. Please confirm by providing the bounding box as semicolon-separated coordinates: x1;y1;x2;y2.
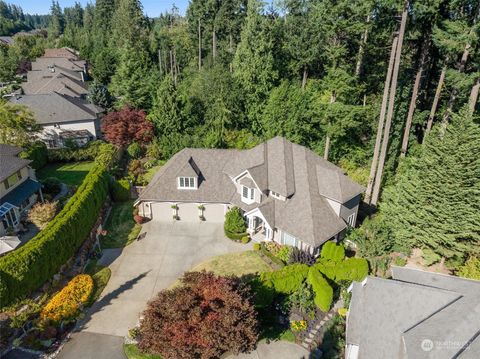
42;48;79;60
346;267;480;359
267;136;295;197
31;57;86;72
0;144;31;182
9;93;100;125
22;72;88;96
176;157;201;178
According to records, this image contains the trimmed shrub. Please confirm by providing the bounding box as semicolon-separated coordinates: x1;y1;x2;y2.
260;263;309;294
241;236;250;244
47;141;117;167
224;207;247;240
111;179;130;202
21;141;48;170
28;201;58;230
40;274;93;324
307;267;333;312
335;258;369;282
253;243;261;251
320;241;345;262
275;246;292;264
314;259;338;281
41;177;61;196
0;163;110;307
127;142;144;159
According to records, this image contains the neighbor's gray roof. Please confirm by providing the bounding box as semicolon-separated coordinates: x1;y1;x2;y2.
0;36;14;45
22;72;88;96
0;144;31;182
31;57;86;72
42;48;79;60
140;137;364;246
27;67;84;83
346;267;480;359
9;93;101;125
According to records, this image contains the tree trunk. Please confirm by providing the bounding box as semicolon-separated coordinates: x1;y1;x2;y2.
198;19;202;70
364;35;398;204
371;1;408;206
323;93;337;160
301;67;308;90
469;77;480;114
158;49;163;77
212;25;217;62
355;14;370;77
425;64;446;133
442;43;471;124
400;38;429;157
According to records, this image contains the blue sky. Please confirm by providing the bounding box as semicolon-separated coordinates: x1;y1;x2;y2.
7;0;189;17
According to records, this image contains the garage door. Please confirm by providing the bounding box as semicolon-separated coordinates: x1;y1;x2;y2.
149;202;226;222
203;203;226;222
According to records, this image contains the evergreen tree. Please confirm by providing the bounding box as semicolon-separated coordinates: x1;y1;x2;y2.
381;109;480;263
88;81;113;109
110;0;148;49
47;1;64;39
233;0;277;131
148;76;184;135
110;46;157;110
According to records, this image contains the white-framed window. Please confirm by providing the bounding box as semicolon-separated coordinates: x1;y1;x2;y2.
242;185;254;201
281;232;296;247
178;177;196;189
270;190;280;198
347;213;356;227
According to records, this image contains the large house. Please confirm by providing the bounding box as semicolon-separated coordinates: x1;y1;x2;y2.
10;93;103;148
136;137;364;254
0;144;43;236
345;266;480;359
22;68;88;97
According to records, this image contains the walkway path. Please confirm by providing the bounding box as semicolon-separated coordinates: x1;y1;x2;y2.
57;221;246;359
229;341;310;359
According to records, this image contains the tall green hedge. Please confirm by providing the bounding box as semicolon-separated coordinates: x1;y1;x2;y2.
260;263;309;294
308;267;333;312
20;141;48;170
111;179;131;202
0;163;110;308
320;241;345;262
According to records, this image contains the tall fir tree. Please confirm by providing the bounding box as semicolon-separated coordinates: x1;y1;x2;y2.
233;0;277;132
381;109;480;262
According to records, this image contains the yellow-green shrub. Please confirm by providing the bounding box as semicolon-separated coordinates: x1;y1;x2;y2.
41;274;93;324
308;267;333;312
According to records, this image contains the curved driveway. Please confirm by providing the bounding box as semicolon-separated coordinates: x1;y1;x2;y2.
59;221;246;359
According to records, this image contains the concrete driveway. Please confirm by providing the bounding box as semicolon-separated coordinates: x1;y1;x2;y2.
58;221;246;359
229;342;310;359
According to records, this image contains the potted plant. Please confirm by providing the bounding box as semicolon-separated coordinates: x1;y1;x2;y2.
171;204;178;220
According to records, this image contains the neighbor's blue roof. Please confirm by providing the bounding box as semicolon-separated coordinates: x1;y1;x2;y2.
1;179;41;207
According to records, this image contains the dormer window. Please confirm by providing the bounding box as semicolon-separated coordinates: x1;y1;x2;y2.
178;177;196;189
242;185;255;203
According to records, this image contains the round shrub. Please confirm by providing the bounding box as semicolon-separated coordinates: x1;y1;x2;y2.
224;207;247;240
40;274;94;324
320;241;345;262
111;179;130;202
41;177;61;196
253;243;261;251
127;142;144;159
241;236;250;244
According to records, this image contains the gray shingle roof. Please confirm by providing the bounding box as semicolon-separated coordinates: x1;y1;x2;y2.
0;144;31;182
9;93;101;125
0;36;14;45
346;267;480;359
31;57;86;72
139;137;364;247
23;70;87;96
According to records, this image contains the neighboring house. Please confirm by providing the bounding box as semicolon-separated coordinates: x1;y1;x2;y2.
22;70;88;97
26;66;84;83
345;266;480;359
42;47;79;60
31;57;87;75
136;137;364;254
0;36;14;46
9;93;103;148
0;144;43;236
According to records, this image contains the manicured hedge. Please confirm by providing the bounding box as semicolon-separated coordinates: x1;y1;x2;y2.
111;179;131;202
335;257;369;282
0;163;110;308
260;263;309;294
47;141;117;166
308;267;333;312
224;207;247;240
40;274;94;324
320;241;345;262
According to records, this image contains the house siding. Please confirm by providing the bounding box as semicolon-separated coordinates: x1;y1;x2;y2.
340;195;361;226
145;201;226;223
0;167;30;199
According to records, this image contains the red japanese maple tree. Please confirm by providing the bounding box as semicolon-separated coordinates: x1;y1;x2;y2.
101;106;153;147
138;271;259;359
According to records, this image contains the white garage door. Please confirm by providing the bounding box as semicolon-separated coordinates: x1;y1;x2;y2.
203;203;226;222
149;202;226;222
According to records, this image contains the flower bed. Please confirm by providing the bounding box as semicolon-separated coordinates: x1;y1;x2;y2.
40;274;94;324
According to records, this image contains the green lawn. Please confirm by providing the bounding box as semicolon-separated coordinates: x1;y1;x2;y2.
100;200;141;248
124;344;163;359
191;250;274;277
37;161;95;186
